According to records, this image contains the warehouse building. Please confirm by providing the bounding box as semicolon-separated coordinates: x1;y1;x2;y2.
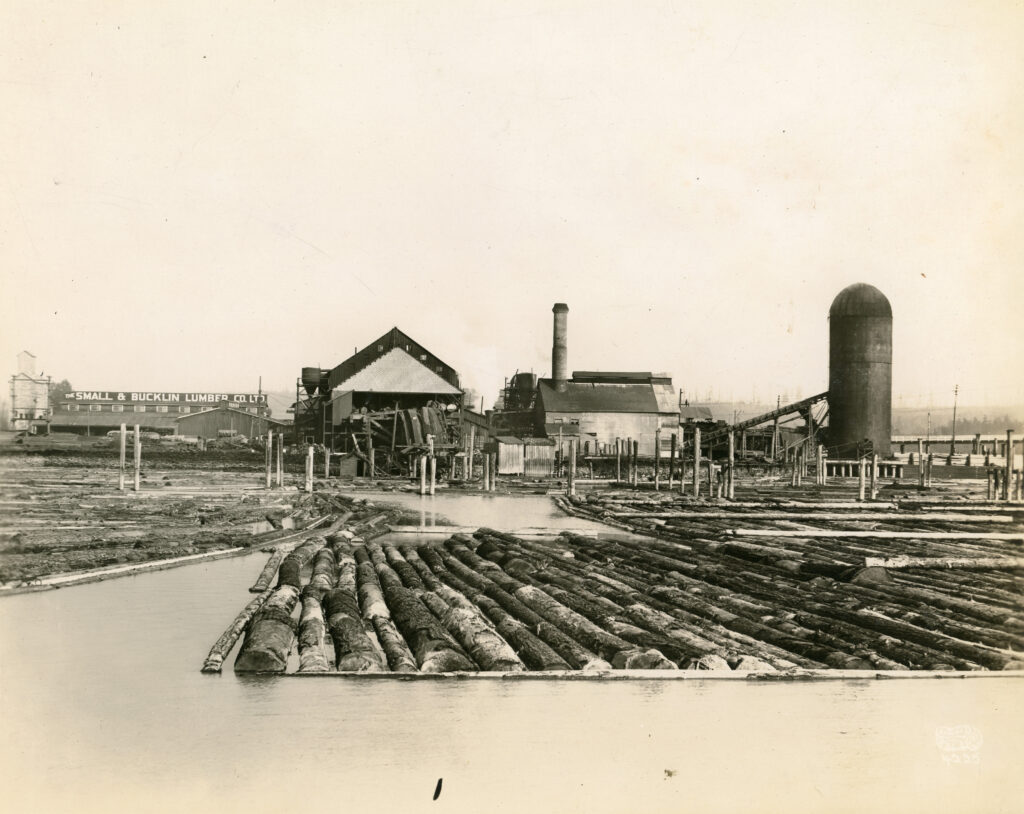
175;405;289;442
50;389;271;436
535;371;679;456
530;305;680;455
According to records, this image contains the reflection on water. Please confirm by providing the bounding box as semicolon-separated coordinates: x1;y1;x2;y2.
0;494;1021;813
356;490;612;532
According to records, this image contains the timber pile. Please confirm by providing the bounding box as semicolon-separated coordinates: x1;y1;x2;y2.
0;455;338;588
215;505;1022;673
209;477;1024;674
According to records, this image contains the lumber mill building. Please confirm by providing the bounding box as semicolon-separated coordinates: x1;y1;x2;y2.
496;304;682;456
535;371;679;456
50;390;272;436
295;328;464;470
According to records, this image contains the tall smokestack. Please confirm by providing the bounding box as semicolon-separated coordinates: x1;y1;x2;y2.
552;303;569;388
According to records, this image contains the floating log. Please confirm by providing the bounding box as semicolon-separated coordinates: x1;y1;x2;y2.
324;587;386;671
513;585;634;664
356;560;392;620
202;589;273;673
297;588;330;672
425;545;606;669
473;595;571;670
249;549;287;593
308;546;337;595
730;529;1024;541
234;584;300;673
277;539;322;588
324;554;386;671
383;585;476;672
371;615;418;672
865;555;1024;571
421;591;525;672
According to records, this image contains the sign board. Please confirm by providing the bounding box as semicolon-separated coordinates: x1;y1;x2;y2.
65;391;268;405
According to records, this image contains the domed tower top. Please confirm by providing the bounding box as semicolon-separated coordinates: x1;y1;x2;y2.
829;283;892;319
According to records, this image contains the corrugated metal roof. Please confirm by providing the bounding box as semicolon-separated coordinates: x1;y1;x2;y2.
679;405;714;420
333;348;462;395
50;412;179;429
327;327;460;390
571;371;653;382
177;406;290;426
538;379;671;414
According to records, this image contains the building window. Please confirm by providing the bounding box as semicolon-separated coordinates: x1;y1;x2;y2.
89;404;102;412
378;345;383;351
156;406;168;413
179;406;190;413
136;406;147;413
436;366;442;372
420;354;427;361
111;405;123;412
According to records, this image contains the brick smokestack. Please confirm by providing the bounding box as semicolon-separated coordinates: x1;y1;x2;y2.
552;303;569;389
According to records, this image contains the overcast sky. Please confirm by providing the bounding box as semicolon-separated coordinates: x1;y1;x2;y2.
3;1;1022;410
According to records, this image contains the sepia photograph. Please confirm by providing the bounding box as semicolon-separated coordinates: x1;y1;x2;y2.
1;2;1022;812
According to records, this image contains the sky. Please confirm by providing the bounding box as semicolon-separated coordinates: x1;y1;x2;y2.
3;0;1022;411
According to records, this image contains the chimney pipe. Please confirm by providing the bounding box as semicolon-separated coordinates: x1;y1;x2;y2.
552;303;569;388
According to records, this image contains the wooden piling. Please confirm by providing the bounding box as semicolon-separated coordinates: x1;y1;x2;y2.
987;468;994;500
482;452;490;492
265;430;273;489
468;426;476;481
727;431;735;500
305;445;314;493
654;429;661;490
692;427;701;498
420;455;428;495
1004;430;1014;500
568;440;576;496
490;453;497;491
870;453;878;500
918;439;925;488
858;457;866;501
679;428;687;494
620;436;626;485
118;423;126;491
429;456;437;496
669;433;677;489
276;433;284;488
133;424;141;492
927;453;934;488
632;440;639;488
324;447;330;479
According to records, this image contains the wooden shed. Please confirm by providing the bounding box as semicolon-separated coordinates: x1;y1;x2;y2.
523;438;556;478
494;436;525;475
175;406;289;441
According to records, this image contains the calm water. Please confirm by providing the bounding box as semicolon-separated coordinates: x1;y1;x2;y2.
1;492;1021;813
